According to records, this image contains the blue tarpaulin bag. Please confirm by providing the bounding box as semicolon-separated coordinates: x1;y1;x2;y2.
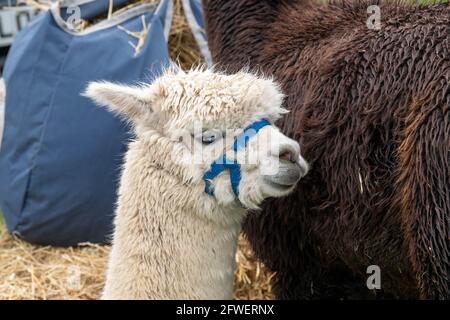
0;0;174;246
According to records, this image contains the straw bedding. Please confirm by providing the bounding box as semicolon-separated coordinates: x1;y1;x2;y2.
0;0;275;300
0;223;275;300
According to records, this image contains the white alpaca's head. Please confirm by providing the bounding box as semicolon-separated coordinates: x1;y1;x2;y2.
84;68;308;210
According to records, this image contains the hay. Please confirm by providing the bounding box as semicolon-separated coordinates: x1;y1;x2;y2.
0;224;274;300
119;0;204;69
0;234;108;300
0;0;274;300
234;236;276;300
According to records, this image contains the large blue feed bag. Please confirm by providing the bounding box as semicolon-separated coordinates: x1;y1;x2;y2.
0;0;173;246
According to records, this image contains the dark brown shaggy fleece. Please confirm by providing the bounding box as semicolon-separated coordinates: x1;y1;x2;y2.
203;0;449;299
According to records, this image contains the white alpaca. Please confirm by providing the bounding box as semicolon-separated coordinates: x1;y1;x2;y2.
85;68;309;300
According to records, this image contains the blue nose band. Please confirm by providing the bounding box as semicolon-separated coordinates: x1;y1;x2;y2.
203;119;272;198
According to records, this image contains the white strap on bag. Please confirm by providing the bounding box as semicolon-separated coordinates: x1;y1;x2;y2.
181;0;212;66
0;78;5;151
156;0;173;42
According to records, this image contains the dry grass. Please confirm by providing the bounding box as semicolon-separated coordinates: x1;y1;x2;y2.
0;0;275;300
0;225;274;300
0;232;109;300
234;237;276;300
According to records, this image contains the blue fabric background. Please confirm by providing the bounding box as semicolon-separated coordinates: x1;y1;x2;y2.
0;0;172;246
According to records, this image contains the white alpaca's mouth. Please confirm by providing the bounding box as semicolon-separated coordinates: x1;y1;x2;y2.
261;157;309;195
263;178;297;191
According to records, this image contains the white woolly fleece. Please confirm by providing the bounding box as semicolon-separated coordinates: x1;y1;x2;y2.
85;67;305;300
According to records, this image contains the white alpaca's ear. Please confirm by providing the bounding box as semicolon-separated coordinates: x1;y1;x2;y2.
83;81;160;121
256;78;286;110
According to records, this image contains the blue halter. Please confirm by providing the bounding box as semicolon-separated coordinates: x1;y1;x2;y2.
203;119;271;198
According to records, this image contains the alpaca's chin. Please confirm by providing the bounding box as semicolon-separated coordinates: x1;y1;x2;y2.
259;159;306;197
261;178;298;198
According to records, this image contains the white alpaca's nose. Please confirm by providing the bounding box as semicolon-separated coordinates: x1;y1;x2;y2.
278;146;299;163
261;142;309;189
277;144;309;178
296;155;310;178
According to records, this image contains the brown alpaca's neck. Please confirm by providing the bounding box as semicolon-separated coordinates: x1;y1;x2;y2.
204;0;331;70
204;0;284;69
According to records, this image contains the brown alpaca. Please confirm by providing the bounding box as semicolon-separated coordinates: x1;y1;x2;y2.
203;0;450;299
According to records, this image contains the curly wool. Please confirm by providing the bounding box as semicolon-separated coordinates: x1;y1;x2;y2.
204;0;450;299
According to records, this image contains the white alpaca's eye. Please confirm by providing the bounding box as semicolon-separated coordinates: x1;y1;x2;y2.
197;129;222;145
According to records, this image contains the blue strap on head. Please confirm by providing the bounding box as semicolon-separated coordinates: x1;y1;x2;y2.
203;119;271;198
